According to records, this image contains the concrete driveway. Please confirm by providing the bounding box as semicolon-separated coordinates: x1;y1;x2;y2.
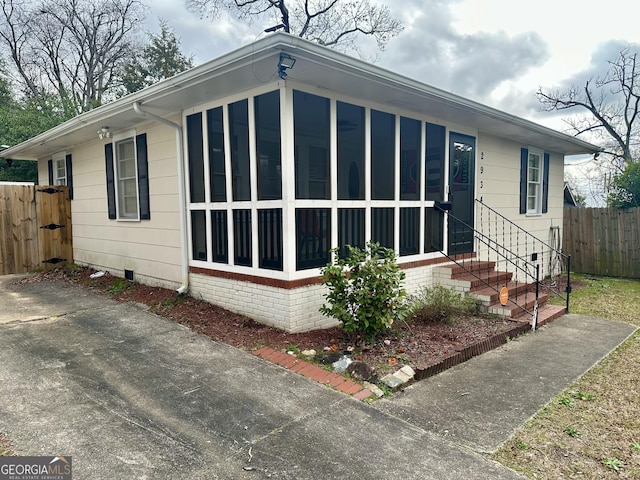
0;275;525;479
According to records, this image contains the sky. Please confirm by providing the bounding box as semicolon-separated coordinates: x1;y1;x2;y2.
144;0;640;205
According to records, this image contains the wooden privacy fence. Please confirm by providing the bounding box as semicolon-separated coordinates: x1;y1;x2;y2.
0;184;72;275
563;207;640;278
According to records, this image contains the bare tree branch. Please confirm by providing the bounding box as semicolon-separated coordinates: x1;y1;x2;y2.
0;0;146;115
537;48;640;166
185;0;403;54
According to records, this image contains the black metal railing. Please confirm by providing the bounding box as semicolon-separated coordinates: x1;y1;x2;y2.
475;199;571;313
435;200;571;327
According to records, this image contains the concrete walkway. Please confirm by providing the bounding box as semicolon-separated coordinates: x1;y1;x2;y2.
374;314;638;453
0;275;636;479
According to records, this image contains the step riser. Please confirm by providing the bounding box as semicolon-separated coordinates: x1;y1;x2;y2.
489;294;549;317
472;285;536;304
434;264;565;324
433;261;496;279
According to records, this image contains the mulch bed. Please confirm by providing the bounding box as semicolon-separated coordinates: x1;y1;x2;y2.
23;266;533;379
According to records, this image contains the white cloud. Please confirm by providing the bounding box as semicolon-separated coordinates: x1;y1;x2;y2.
146;0;640;132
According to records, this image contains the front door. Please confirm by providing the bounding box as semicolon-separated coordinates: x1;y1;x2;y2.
448;133;475;255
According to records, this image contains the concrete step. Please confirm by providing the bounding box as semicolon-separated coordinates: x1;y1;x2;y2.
433;261;496;279
488;291;550;318
526;304;566;328
471;281;535;306
454;270;513;291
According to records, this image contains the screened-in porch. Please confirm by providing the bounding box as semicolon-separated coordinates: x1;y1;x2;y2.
185;85;455;281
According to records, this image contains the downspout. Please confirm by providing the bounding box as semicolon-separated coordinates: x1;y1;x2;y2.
133;102;189;295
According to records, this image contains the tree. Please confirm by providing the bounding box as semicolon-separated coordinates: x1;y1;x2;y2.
0;0;147;115
537;48;640;170
120;20;194;95
607;161;640;208
0;64;68;182
185;0;403;54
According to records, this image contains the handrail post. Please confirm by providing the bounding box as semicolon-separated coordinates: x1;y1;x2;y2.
566;255;572;314
532;264;540;332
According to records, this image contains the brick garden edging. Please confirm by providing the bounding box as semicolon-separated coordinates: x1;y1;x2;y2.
253;320;541;399
414;321;531;380
252;347;375;401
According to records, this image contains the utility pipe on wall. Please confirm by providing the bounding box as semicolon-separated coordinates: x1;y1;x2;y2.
132;102;189;295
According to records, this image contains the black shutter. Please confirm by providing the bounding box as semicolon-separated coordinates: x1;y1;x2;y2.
105;143;116;219
519;148;528;214
136;133;150;220
542;152;550;213
65;154;73;200
47;159;53;185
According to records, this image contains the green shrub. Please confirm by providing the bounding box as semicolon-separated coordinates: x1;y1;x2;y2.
320;242;409;341
106;278;133;295
411;285;477;323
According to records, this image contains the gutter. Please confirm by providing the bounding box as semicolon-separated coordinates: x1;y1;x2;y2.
132;102;189;295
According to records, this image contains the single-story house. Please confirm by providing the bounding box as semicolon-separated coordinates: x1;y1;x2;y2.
1;33;599;332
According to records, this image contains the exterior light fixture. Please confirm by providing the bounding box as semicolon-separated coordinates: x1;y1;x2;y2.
278;53;296;80
98;127;111;140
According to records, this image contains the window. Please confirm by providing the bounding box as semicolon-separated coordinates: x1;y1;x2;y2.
230;100;251;201
190;210;229;263
296;208;330;270
294;91;330;199
425;123;446;201
211;210;228;263
425;207;444;253
187;113;205;203
54;155;66;186
400;207;419;256
337;102;365;200
371;110;396;200
207;107;227;202
527;150;542;213
116;138;139;219
105;133;149;220
191;211;207;261
258;209;283;270
520;148;550;215
400;117;421;201
255;91;282;200
371;207;394;249
338;208;365;258
48;153;73;199
233;209;252;266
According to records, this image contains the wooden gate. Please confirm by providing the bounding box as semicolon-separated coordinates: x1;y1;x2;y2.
0;184;72;275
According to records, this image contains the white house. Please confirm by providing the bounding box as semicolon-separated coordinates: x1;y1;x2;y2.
1;34;599;332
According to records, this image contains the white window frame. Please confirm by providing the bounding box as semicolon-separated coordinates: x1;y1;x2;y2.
527;148;543;215
113;131;140;221
53;152;66;186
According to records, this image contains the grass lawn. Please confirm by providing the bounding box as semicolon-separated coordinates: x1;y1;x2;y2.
0;432;12;456
493;274;640;479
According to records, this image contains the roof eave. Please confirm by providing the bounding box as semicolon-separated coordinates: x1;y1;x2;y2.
0;33;601;160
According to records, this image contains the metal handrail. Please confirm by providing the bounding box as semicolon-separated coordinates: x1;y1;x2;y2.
475;199;571;312
435;200;571;327
436;205;537;319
